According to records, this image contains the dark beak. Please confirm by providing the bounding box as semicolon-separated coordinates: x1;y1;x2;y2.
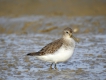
72;35;79;43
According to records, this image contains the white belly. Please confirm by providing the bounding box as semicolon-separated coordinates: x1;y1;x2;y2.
36;46;74;63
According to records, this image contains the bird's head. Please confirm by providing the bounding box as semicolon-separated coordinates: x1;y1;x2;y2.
63;27;79;42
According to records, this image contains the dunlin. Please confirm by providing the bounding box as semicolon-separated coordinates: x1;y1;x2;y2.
27;27;78;69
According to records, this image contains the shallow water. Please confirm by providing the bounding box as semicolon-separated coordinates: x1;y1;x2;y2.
0;16;106;80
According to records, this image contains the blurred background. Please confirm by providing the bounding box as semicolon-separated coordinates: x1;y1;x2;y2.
0;0;106;16
0;0;106;80
0;0;106;34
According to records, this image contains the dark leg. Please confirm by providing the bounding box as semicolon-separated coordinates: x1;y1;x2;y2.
54;63;57;69
49;63;53;69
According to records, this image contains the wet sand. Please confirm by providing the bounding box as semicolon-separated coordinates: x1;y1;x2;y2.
0;33;106;80
0;16;106;80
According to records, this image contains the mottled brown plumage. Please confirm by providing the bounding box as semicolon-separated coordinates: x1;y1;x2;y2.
27;27;75;56
27;39;63;56
38;39;63;55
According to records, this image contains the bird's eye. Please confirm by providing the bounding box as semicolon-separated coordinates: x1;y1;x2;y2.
66;31;68;33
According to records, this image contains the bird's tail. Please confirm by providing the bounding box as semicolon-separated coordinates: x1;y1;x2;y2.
27;52;39;56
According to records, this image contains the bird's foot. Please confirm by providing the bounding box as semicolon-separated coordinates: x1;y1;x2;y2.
48;63;53;70
54;64;58;70
49;66;53;70
48;63;58;70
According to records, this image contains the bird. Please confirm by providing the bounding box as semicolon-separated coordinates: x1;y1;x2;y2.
27;27;78;69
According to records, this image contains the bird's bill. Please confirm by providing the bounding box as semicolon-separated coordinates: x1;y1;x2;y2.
72;35;79;42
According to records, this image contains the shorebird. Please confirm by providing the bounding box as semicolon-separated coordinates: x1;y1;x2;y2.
27;27;78;69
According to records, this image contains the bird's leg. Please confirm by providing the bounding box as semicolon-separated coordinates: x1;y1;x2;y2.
54;63;57;70
49;63;53;69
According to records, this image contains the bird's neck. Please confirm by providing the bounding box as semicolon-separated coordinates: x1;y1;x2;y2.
62;37;75;48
